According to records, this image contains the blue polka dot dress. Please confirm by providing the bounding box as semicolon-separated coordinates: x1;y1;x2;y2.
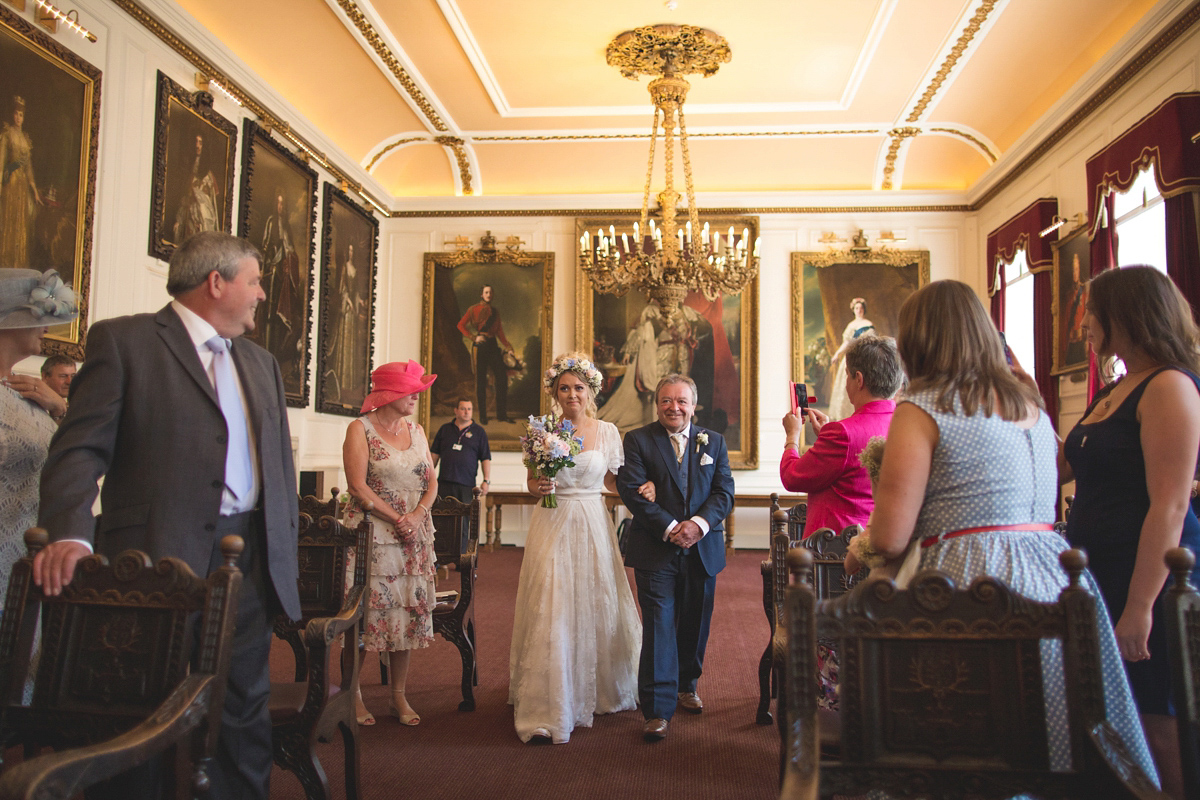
902;389;1157;784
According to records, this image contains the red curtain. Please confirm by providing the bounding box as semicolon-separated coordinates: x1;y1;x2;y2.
1033;270;1058;428
1166;190;1200;318
1087;193;1118;400
985;198;1058;399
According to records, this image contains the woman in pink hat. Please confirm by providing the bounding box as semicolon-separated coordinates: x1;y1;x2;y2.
342;360;439;726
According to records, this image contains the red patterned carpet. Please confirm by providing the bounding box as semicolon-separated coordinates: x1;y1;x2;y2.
268;546;781;800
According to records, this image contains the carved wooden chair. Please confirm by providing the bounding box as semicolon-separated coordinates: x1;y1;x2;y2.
0;528;243;800
757;498;805;724
781;547;1166;800
430;491;481;712
269;494;371;800
1164;545;1200;800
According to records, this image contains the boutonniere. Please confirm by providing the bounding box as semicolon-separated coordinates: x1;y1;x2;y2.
695;431;709;452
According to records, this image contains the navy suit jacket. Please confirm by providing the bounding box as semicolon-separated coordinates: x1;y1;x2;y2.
38;304;301;620
618;422;735;576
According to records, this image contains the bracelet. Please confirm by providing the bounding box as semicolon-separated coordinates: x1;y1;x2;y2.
850;535;887;569
482;479;490;484
783;439;801;451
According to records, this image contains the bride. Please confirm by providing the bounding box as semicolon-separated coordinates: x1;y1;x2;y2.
509;353;642;743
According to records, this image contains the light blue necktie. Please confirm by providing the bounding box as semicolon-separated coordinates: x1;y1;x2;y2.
205;336;254;502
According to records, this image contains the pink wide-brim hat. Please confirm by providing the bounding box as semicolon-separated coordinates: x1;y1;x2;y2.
360;360;437;413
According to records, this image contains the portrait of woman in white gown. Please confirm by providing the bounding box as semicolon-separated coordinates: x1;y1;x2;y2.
826;297;875;420
509;353;642;743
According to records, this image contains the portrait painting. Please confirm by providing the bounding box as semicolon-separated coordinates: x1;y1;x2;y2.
1052;225;1090;374
148;71;236;262
0;6;100;360
420;236;554;451
316;184;377;417
575;217;759;470
237;119;317;407
792;248;929;440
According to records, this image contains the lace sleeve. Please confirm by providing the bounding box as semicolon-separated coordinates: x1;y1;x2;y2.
600;421;624;474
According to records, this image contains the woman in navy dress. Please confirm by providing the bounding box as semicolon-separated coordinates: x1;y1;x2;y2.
1063;266;1200;799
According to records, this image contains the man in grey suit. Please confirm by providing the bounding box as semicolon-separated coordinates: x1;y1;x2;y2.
34;231;300;799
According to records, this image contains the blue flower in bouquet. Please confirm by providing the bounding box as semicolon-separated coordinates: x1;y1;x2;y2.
520;413;584;508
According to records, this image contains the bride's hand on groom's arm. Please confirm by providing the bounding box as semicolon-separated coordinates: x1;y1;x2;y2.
638;481;656;503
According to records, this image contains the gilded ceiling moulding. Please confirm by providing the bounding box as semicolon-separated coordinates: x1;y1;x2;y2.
881;127;921;190
388;205;970;219
471;129;882;141
905;0;997;124
333;0;448;133
434;135;474;195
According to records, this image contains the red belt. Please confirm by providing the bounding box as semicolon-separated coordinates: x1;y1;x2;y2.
920;523;1054;549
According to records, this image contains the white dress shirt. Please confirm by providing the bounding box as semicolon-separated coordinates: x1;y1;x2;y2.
661;422;711;542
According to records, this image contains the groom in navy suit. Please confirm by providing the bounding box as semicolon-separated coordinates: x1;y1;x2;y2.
618;374;735;741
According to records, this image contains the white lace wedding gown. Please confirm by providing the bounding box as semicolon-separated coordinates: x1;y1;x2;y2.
508;420;642;743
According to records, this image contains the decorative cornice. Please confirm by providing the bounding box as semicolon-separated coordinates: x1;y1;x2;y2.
363;137;425;172
333;0;449;133
111;0;391;216
905;0;998;124
471;129;882;141
434;135;474;195
972;0;1200;210
929;127;997;161
881;127;921;190
388;205;970;218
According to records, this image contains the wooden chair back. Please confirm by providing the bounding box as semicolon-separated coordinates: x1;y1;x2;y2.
782;547;1164;799
1164;545;1200;800
0;528;242;798
430;491;481;712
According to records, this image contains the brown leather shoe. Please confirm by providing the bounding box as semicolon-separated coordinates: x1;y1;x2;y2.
643;718;669;741
678;691;703;714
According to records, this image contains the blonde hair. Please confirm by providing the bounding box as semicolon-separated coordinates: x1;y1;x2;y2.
548;352;599;418
897;280;1041;420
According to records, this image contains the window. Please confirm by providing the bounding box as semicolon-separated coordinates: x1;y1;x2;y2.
1000;248;1035;373
1113;165;1166;271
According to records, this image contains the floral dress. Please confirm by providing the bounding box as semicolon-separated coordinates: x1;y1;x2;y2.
0;385;56;599
344;417;437;651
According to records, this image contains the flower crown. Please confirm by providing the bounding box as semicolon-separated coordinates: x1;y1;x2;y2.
543;354;603;395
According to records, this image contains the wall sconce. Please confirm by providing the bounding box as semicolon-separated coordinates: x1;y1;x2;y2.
195;73;243;107
818;232;845;246
34;0;97;42
1039;212;1086;238
877;230;907;244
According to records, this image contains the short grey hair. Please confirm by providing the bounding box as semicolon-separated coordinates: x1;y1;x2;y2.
844;335;904;399
166;232;261;296
40;354;74;376
655;373;697;404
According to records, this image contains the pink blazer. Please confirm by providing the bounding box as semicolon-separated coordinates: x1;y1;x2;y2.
779;399;895;538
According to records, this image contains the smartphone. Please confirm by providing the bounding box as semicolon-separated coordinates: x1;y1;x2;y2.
791;382;810;418
998;331;1015;368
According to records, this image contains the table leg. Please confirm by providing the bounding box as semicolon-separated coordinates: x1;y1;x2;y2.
494;504;503;548
484;501;496;552
726;512;735;554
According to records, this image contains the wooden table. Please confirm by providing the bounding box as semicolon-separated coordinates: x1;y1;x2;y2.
483;490;806;552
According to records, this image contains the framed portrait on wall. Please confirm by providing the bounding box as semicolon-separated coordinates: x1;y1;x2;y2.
148;71;236;262
316;183;377;417
0;5;101;360
420;234;554;451
1052;225;1090;375
792;246;929;440
236;119;317;407
574;216;760;470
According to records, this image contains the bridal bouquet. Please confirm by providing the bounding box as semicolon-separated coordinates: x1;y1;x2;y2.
520;414;583;508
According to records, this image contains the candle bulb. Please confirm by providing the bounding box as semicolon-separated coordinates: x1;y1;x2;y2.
633;221;640;241
622;233;630;253
753;238;761;257
727;227;734;248
678;229;684;248
685;220;692;240
609;225;616;241
713;232;720;251
742;228;749;246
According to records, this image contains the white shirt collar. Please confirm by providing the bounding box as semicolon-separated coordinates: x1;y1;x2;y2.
171;299;220;349
665;423;691;439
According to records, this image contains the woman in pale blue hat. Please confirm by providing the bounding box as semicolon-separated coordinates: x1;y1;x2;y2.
0;268;77;601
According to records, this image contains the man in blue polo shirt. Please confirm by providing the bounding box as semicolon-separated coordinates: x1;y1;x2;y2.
431;397;491;503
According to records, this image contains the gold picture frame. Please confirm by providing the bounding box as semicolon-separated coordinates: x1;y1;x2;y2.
1051;225;1090;375
792;247;929;438
420;235;555;451
574;216;759;470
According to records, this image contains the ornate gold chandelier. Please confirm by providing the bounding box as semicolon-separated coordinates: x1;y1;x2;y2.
579;25;760;317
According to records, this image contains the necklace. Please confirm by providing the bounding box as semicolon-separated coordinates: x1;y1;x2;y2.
374;411;405;436
1090;366;1159;419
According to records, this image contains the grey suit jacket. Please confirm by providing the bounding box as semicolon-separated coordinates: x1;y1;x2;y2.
38;304;301;620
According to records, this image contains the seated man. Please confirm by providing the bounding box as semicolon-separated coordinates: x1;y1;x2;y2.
780;335;903;538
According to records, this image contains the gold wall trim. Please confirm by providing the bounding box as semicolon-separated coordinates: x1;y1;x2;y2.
364;137;425;172
905;0;998;124
112;0;391;216
929;126;997;161
881;127;921;190
388;205;970;218
434;135;474;195
972;0;1200;210
333;0;448;133
471;129;882;142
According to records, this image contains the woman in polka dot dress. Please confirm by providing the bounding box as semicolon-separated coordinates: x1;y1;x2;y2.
845;280;1157;784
